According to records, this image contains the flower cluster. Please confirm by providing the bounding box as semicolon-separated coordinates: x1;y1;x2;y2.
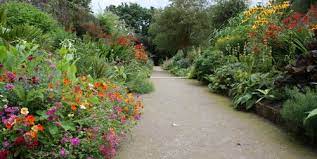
134;44;149;62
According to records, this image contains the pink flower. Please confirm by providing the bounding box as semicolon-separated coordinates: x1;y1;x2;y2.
6;72;16;82
60;148;67;158
4;84;14;91
70;138;80;146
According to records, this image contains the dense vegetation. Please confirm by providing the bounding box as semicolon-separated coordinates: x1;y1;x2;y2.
162;0;317;142
0;1;153;158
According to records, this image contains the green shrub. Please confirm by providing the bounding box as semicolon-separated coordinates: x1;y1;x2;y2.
1;2;59;33
190;49;224;81
0;24;52;47
230;72;277;110
206;62;242;94
127;78;154;94
281;88;317;138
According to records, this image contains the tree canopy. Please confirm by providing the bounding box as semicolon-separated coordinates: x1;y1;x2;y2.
106;3;154;36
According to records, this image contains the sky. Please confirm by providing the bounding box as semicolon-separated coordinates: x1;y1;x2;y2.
91;0;170;13
91;0;269;13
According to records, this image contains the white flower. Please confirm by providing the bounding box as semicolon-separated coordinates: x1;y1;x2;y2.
80;105;86;110
88;83;94;90
68;113;74;117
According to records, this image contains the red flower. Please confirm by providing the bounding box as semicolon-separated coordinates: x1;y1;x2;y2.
31;76;40;84
27;140;39;149
14;136;25;145
27;55;34;61
0;150;9;159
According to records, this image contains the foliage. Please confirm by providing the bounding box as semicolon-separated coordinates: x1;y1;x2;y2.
189;49;224;81
281;88;317;138
206;62;241;94
97;11;129;35
230;72;277;110
208;0;247;29
0;2;59;33
106;3;153;36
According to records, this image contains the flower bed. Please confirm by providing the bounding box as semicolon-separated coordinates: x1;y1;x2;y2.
0;41;143;159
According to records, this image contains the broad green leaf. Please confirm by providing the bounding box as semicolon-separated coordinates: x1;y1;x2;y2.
61;121;76;131
304;108;317;126
48;123;59;135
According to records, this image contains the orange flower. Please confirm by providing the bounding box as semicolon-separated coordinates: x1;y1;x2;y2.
74;85;83;95
36;124;44;132
98;92;105;98
5;123;13;129
75;97;81;104
63;78;71;85
25;115;35;126
94;82;101;88
25;131;37;139
71;105;77;111
48;83;54;89
101;83;108;90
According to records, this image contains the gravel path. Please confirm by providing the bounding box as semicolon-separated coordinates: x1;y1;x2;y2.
116;67;317;159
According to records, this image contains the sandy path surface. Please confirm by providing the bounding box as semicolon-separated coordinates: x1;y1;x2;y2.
116;67;317;159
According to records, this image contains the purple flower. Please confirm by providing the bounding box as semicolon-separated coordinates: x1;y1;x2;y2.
6;72;16;82
60;137;69;144
46;107;56;116
4;107;19;113
60;148;67;157
134;114;141;120
0;64;3;68
5;84;15;91
2;141;10;148
70;137;80;146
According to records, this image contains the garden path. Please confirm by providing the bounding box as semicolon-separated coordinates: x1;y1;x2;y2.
116;67;317;159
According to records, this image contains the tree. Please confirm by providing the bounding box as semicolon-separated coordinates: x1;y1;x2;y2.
67;0;91;10
149;0;211;57
208;0;247;29
106;3;153;36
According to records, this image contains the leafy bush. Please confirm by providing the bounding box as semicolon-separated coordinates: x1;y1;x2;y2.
190;49;224;81
230;72;277;110
281;88;317;139
1;2;59;33
206;62;242;94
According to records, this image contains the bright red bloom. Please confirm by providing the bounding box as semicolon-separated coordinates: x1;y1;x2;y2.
25;115;35;125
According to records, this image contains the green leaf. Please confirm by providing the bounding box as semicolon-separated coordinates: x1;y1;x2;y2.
14;85;26;101
304;108;317;126
88;96;99;105
26;89;44;103
48;123;59;135
61;121;76;131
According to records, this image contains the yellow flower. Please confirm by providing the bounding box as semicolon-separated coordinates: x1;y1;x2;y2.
310;24;317;31
20;107;29;115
